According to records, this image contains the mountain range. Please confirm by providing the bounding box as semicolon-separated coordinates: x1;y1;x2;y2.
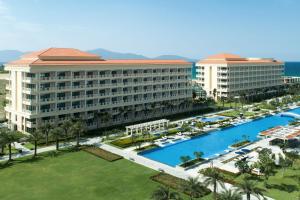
0;48;197;63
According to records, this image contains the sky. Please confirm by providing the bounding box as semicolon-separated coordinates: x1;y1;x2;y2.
0;0;299;60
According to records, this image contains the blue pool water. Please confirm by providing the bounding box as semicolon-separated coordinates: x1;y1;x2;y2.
141;107;300;167
199;116;226;123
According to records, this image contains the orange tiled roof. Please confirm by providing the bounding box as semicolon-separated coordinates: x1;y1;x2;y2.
198;53;283;65
7;48;191;66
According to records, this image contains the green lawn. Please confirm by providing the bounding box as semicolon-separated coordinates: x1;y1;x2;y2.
0;150;212;200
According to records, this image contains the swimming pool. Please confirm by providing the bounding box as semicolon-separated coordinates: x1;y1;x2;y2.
141;107;300;167
199;116;227;123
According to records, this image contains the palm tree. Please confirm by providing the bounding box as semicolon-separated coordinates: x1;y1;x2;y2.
70;120;86;147
1;129;23;161
193;151;204;161
235;159;250;174
97;111;111;136
180;155;191;167
27;129;43;157
60;119;73;137
38;123;52;145
181;176;205;200
49;127;64;150
218;186;242;200
151;186;181;200
213;88;217;100
239;176;265;200
203;168;224;200
0;127;8;154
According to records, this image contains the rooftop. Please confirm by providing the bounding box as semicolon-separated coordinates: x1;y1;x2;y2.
8;48;191;66
198;53;283;65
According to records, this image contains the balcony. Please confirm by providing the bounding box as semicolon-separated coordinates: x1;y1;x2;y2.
58;96;70;101
73;75;85;79
99;92;109;96
41;108;55;113
26;121;36;128
86;75;98;79
57;86;70;90
40;76;56;81
72;95;84;99
72;85;85;89
40;87;55;91
41;98;56;102
86;84;98;88
58;76;71;80
58;106;70;111
86;103;97;108
72;105;84;109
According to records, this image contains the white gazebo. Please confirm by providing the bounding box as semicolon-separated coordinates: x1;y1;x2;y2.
125;119;170;135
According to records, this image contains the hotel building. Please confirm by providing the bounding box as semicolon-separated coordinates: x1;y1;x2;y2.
5;48;192;133
195;53;284;99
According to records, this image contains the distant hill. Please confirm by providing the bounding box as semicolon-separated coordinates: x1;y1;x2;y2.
0;50;23;62
153;55;197;62
88;48;148;59
0;48;197;62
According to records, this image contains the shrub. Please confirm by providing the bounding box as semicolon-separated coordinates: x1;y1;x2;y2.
82;146;122;162
151;173;210;197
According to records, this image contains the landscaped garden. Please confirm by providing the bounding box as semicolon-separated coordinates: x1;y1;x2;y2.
200;149;300;200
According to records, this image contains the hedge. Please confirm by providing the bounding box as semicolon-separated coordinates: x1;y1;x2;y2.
82;146;123;162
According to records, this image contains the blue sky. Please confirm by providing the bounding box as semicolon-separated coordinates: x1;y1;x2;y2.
0;0;299;60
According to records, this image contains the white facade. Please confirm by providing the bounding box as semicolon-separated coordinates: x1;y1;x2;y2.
5;48;192;132
195;53;284;99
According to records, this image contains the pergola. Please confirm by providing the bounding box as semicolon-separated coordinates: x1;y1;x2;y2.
125;119;169;135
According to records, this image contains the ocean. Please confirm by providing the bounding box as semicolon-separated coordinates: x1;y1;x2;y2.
191;61;300;79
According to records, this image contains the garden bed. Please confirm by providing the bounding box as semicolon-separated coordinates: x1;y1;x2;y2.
151;173;211;197
230;140;250;148
82;146;123;162
179;158;205;168
200;168;239;185
135;144;159;152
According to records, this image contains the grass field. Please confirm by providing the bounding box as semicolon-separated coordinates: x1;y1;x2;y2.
0;150;212;200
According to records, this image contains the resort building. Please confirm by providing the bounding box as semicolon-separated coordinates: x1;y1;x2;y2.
4;48;192;133
284;76;300;85
195;53;284;99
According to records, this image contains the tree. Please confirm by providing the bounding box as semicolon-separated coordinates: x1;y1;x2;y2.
203;168;224;200
0;127;8;154
235;159;250;174
27;129;43;157
70;120;86;147
60;119;73;137
180;155;191;167
193;151;204;161
49;127;64;150
278;154;292;177
1;129;23;161
285;151;300;166
212;88;217;100
96;111;111;138
151;186;182;200
181;177;205;200
239;176;265;200
38;123;52;145
253;148;275;180
218;186;242;200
